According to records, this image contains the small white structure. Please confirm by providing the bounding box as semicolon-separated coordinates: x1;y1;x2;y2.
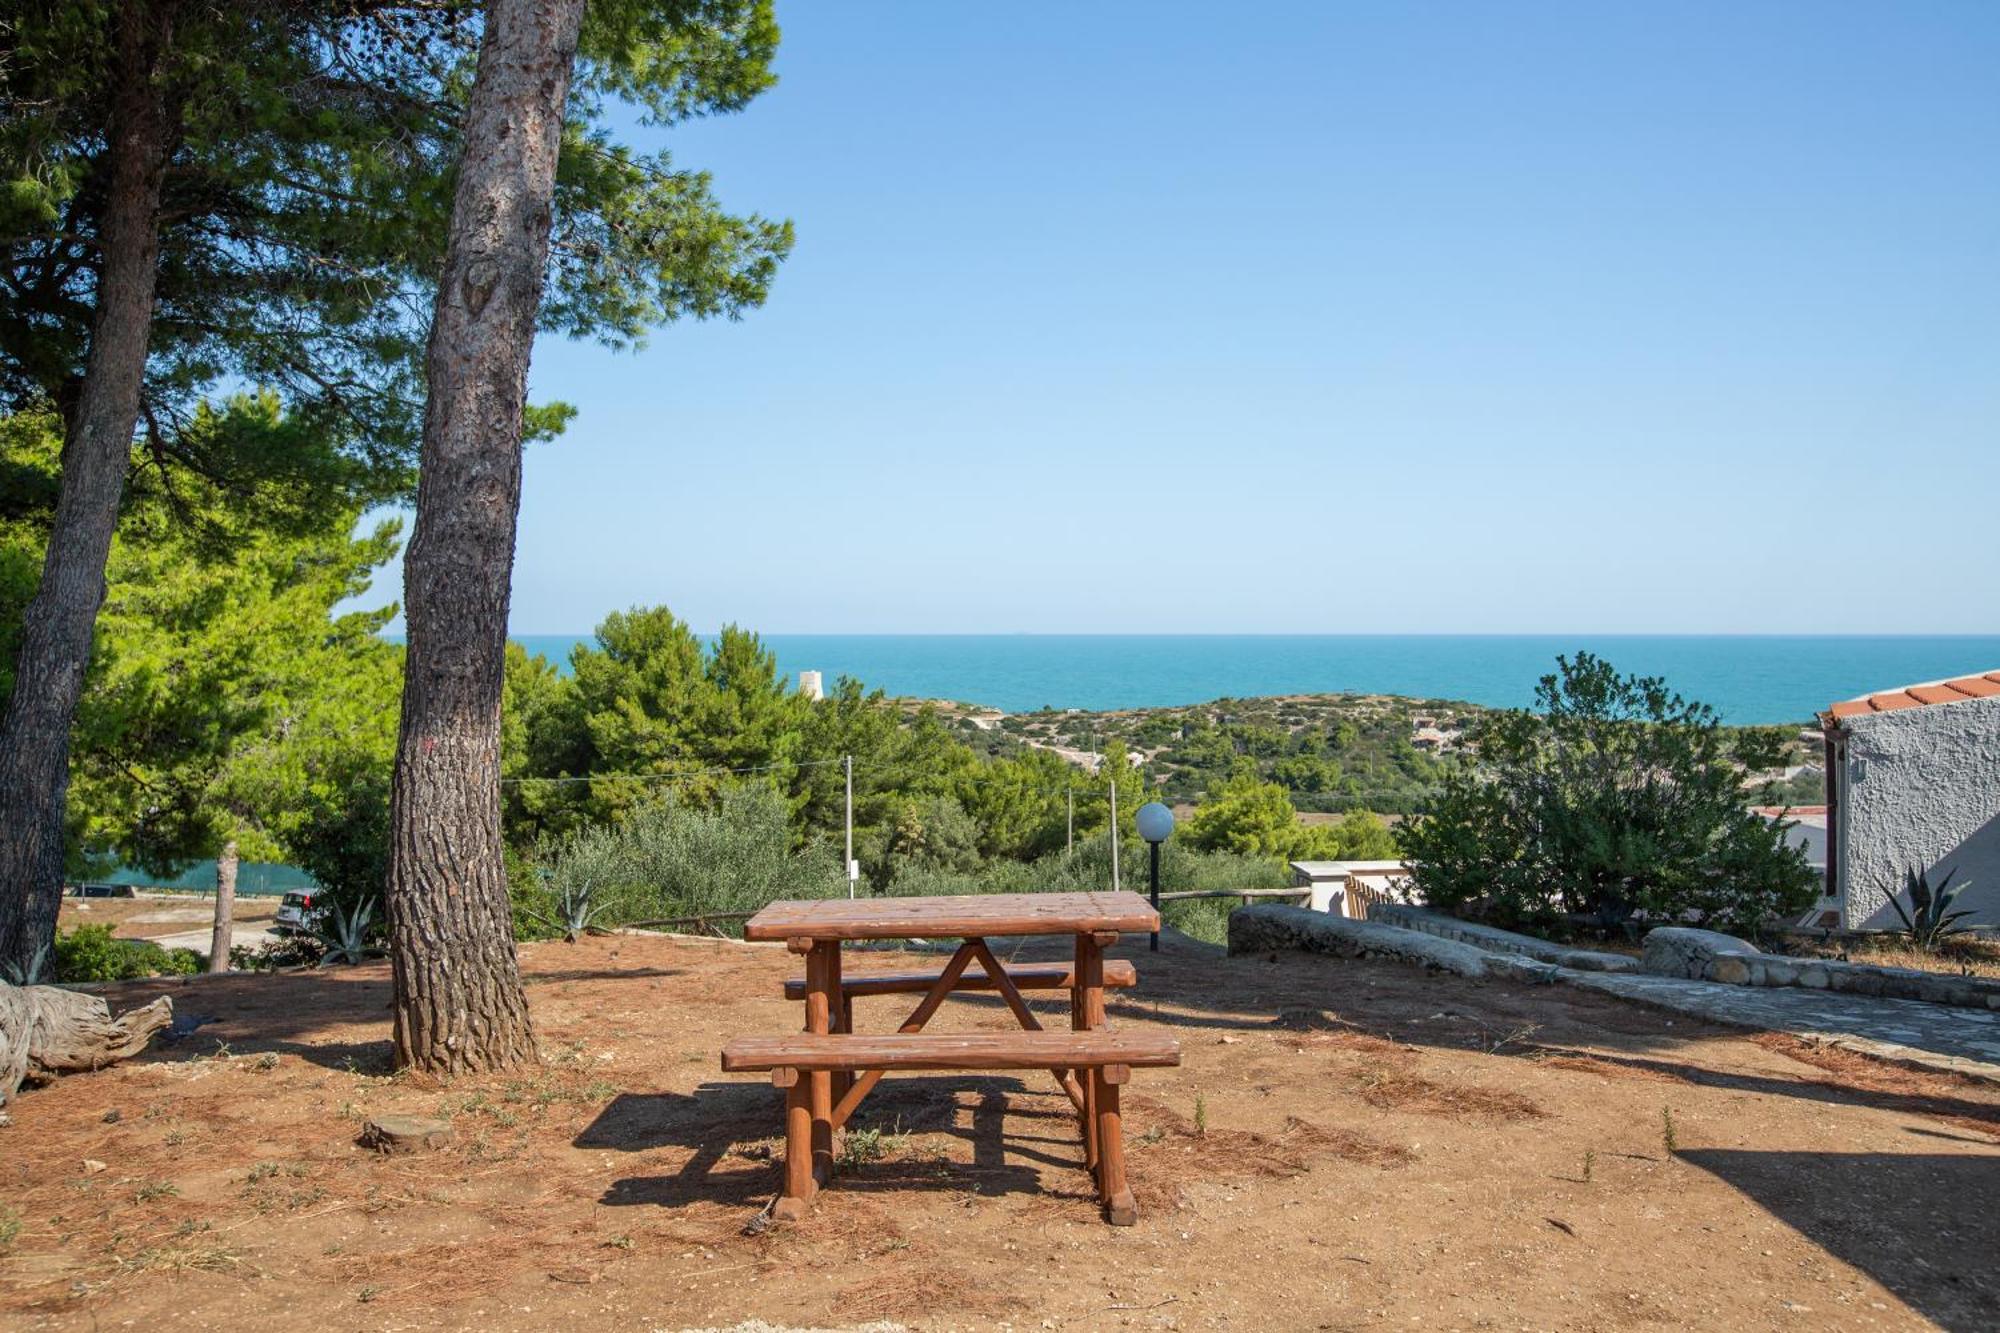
1288;860;1414;918
1819;671;2000;930
798;670;824;701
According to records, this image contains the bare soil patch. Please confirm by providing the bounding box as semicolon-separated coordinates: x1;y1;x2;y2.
57;894;280;941
3;931;1998;1330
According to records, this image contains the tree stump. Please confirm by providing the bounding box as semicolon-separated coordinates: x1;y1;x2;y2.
358;1115;454;1154
1;980;174;1109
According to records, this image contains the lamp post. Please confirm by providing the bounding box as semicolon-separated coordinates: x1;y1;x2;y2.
1135;801;1174;952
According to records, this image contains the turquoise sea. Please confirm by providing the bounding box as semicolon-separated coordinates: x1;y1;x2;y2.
505;634;2000;726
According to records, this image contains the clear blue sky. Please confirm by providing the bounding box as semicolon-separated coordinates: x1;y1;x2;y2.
398;2;2000;635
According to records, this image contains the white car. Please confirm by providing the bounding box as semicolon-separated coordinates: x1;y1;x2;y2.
273;891;326;936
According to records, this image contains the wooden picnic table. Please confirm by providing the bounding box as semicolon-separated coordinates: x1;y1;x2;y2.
730;890;1175;1225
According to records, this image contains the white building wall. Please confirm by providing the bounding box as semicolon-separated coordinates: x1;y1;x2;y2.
1836;694;2000;929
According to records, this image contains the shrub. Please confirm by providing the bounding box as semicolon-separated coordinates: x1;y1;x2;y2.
54;924;202;983
536;785;845;930
231;935;323;971
1402;654;1817;938
883;837;1287;945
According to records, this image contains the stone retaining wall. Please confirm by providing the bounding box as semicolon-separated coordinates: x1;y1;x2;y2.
1641;926;2000;1011
1368;905;1638;973
1226;904;1559;984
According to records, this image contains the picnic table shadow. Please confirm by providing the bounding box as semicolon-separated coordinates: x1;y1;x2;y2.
581;1078;1068;1211
1677;1149;2000;1331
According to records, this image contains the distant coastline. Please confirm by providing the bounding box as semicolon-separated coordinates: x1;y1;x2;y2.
474;634;2000;726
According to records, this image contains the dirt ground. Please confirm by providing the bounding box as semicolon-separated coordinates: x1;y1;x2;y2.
4;931;1998;1331
56;894;280;941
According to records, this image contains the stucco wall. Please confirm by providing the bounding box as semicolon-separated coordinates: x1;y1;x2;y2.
1837;693;2000;929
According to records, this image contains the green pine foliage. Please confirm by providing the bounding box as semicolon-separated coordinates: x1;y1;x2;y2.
1;2;793;496
0;402;404;896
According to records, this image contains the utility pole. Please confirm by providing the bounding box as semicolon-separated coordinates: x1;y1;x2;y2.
1109;779;1120;892
1066;786;1074;857
844;754;855;899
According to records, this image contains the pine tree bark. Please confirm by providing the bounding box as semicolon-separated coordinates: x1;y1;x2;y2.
0;4;178;977
206;839;238;973
385;0;586;1075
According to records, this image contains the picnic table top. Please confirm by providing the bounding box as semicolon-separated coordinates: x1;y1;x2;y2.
742;890;1160;943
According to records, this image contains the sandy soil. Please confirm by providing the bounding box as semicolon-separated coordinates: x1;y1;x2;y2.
3;931;1997;1331
57;895;281;941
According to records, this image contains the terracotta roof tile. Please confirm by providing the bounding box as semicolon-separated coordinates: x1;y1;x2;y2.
1823;668;2000;721
1866;692;1923;711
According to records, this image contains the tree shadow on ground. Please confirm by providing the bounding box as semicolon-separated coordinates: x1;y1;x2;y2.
581;1076;1061;1212
524;967;679;985
1496;1045;2000;1135
903;936;2000;1141
1678;1150;2000;1331
108;966;399;1073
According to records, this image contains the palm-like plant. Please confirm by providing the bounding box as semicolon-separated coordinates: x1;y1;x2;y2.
530;872;610;943
0;942;50;986
312;897;384;967
1881;867;1976;952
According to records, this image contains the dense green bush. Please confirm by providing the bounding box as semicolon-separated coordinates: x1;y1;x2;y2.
1402;654;1817;938
54;924;202;982
527;785;845;936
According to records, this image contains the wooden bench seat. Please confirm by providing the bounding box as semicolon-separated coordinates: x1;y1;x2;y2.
724;1030;1178;1225
723;1030;1179;1073
780;958;1138;1001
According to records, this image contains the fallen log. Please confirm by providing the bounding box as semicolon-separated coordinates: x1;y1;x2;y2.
1;979;174;1110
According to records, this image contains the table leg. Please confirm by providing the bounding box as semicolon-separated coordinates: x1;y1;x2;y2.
805;941;836;1183
775;1067;813;1220
1074;931;1103;1178
827;944;851;1108
1095;1064;1137;1225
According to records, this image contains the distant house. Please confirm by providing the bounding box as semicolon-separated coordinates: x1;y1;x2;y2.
1817;671;2000;930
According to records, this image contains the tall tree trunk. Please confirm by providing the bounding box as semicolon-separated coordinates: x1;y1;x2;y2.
0;5;177;976
385;0;585;1075
206;839;237;973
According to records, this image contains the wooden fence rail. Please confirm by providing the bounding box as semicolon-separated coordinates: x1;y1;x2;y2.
619;888;1317;938
1155;888;1312;906
622;910;756;937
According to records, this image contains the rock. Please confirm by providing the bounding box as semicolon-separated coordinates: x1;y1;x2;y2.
82;1158;106;1174
1227;905;1499;978
1641;927;1761;982
1369;905;1640;973
358;1116;454;1155
1798;965;1830;989
1710;957;1752;986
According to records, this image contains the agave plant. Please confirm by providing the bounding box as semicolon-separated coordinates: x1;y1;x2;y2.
0;942;50;986
312;897;384;967
531;872;610;943
1881;866;1977;952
